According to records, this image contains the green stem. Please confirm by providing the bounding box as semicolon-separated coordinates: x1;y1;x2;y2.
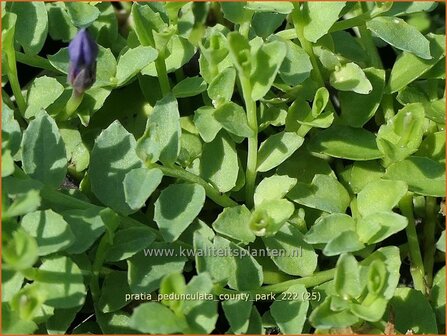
213;268;335;296
15;51;62;73
152;163;238;208
358;3;395;123
240;76;258;208
291;4;336;113
423;197;437;288
5;46;26;115
399;193;427;294
358;3;382;69
155;57;170;96
292;5;325;88
59;90;84;120
90;234;112;302
329;13;371;34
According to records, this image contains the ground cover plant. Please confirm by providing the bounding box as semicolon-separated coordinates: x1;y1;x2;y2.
1;1;446;334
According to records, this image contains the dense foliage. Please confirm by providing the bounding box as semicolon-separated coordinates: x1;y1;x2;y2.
2;1;446;334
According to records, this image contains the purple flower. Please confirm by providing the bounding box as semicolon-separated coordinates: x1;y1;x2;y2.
68;28;98;95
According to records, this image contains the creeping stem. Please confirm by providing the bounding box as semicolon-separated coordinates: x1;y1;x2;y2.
152;163;238;208
291;3;336;113
213;268;335;296
291;4;325;89
155;55;171;97
423;197;437;288
399;193;427;294
240;76;258;208
5;44;26;115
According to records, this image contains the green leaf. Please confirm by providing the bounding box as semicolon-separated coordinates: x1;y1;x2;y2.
207;67;237;104
183;273;218;333
129;302;186;334
360;246;401;300
278;39;312;86
323;231;365;256
245;2;293;14
194;232;232;285
10;2;48;55
377;103;425;164
65;3;100;27
24;76;64;119
250;199;294;237
430;266;446;325
357;211;408;244
46;307;80;334
159;273;186;313
142;36;195;75
222;300;252;334
384;156;445;197
98;272;130;313
288;174;350;214
250;40;287;100
436;231;446;253
335;254;362;300
61;207;107;254
37;256;86;308
223;238;264;291
263;223;318;276
123;168;163;211
390;288;438;334
21;112;67;188
387;34;445;93
2;102;22;156
137;94;181;165
2;303;38;334
212;205;255;244
301;2;346;43
367;16;431;59
339;68;385;127
46;3;77;42
89;121;143;215
200;132;239;193
252;12;286;38
277;148;334;183
106;226;156;262
214;102;254;138
349;161;385;193
173;76;207;98
254;175;297;207
194;106;222;143
416;131;446;163
2;229;38;271
131;3;165;46
128;242;187;293
115;46;158;86
154;183;206;242
257;132;304;172
221;2;253;24
271;284;309;334
3;189;41;219
357;179;408;217
330;63;372;94
2;269;24;302
245;307;263;334
308;125;383;160
350;297;388;322
21;209;75;256
304;214;356;245
388;2;438;16
309;297;359;329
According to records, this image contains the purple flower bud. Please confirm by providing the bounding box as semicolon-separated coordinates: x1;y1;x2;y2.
68;28;98;95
